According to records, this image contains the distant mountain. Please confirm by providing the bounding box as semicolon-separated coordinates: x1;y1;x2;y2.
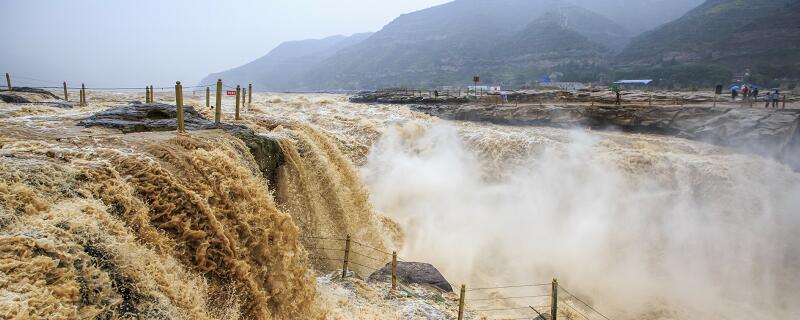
616;0;800;86
566;0;705;34
200;0;632;90
199;33;373;91
302;0;629;89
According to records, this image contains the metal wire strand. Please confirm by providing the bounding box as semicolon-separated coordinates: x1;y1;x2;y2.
350;239;392;256
349;249;386;263
466;283;551;291
558;286;612;320
558;300;592;320
469;306;532;312
466;294;550;302
300;235;347;241
305;247;345;252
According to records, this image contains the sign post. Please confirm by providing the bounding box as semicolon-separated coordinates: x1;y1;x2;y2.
714;84;722;107
473;76;480;97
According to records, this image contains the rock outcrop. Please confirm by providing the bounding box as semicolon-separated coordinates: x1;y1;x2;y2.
0;94;31;104
368;262;453;293
78;103;283;182
413;103;800;170
349;91;469;104
2;87;63;100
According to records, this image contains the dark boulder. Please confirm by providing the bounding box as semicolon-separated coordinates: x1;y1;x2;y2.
78;103;283;182
368;262;453;292
78;103;214;133
4;87;62;100
1;94;31;103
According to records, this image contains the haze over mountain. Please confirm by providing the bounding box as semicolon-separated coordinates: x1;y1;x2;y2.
202;0;798;90
207;0;641;90
200;33;373;91
566;0;705;34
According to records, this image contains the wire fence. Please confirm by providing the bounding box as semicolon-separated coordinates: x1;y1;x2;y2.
298;234;615;320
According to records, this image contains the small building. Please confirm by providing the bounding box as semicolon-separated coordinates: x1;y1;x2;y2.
468;85;501;94
613;80;653;90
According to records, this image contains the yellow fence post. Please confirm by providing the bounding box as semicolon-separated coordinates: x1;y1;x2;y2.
235;85;241;120
206;87;210;109
457;284;465;320
248;83;252;104
5;73;10;92
391;251;398;290
341;235;351;279
551;278;558;320
175;81;185;133
215;79;222;127
63;81;68;101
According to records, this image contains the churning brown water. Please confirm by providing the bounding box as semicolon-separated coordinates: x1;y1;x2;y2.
256;93;800;320
2;91;799;319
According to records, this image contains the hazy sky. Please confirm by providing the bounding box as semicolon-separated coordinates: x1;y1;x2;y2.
0;0;451;87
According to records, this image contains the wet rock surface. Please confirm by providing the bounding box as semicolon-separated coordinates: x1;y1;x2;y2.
368;262;453;293
414;104;800;170
2;87;63;100
350;91;469;104
78;103;283;182
0;94;31;104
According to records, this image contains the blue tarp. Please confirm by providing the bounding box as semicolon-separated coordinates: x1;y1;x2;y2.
614;80;653;85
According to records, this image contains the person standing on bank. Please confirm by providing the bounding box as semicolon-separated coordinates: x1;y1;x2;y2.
765;91;773;108
772;90;781;108
731;86;739;101
612;84;621;105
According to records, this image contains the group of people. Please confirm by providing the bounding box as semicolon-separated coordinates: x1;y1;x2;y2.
731;85;783;108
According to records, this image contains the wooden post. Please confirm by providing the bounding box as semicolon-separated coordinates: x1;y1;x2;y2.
145;86;150;103
248;83;252;104
175;81;185;133
457;284;465;320
5;73;10;92
206;87;210;109
215;79;222;127
63;81;68;101
391;251;398;290
551;278;558;320
235;85;241;120
342;235;351;279
783;96;787;109
242;88;246;109
81;83;86;106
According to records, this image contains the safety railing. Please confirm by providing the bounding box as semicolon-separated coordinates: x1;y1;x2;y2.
300;234;615;320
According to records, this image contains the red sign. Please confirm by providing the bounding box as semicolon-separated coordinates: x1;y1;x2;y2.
226;90;236;96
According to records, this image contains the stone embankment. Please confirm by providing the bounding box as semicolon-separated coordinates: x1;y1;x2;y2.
413;103;800;170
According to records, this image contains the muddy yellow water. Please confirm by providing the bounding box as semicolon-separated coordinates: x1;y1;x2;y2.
2;90;799;320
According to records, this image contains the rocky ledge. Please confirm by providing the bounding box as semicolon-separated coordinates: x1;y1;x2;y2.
350;91;469;104
413;104;800;170
78;103;283;183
